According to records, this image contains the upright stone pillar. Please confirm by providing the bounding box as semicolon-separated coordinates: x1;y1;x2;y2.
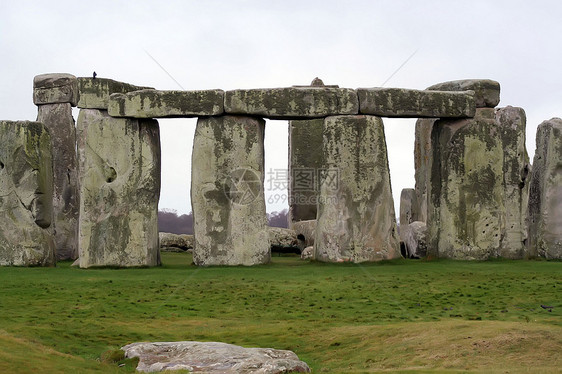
413;118;437;223
77;109;160;268
528;118;562;259
315;115;401;262
191;115;269;266
33;73;80;260
0;121;55;266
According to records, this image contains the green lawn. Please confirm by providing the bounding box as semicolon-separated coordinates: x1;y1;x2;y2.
0;253;560;373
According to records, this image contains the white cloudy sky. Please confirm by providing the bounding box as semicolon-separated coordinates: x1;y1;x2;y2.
1;0;561;216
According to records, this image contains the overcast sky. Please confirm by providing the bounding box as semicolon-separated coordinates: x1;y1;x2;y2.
1;1;561;216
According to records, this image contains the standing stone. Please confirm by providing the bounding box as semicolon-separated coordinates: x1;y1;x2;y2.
36;102;79;260
427;109;505;260
191;115;269;266
0;121;55;266
77;109;160;268
315;115;401;262
399;188;417;227
414;118;437;223
288;118;324;223
495;106;530;258
528;118;562;259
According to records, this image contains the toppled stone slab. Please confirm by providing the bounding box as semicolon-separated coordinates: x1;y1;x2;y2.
0;121;55;266
528;118;562;259
159;232;193;252
77;77;153;109
191;115;269;266
414;118;437;223
33;73;79;106
77;109;161;268
224;87;359;119
291;219;316;248
315;115;401;262
357;87;475;118
402;221;427;258
121;341;311;373
268;227;298;248
427;79;500;108
108;89;224;118
36;103;79;260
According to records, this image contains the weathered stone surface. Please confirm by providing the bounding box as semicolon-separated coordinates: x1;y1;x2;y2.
268;227;298;247
159;232;194;252
291;219;316;248
33;73;78;106
77;109;161;268
36;103;79;260
191;115;269;266
357;87;475;118
224;87;359;119
427;108;505;260
122;341;311;373
399;188;417;227
0;121;55;266
301;246;314;260
288;118;324;223
108;89;224;118
77;77;153;109
495;106;530;258
402;221;427;258
315;115;401;262
528;118;562;259
414;118;437;223
427;79;500;108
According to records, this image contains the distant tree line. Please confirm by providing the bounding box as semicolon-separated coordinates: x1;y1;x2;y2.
158;208;288;234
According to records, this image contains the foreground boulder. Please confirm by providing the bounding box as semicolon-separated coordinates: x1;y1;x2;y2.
0;121;55;266
77;109;161;267
528;118;562;259
122;341;311;373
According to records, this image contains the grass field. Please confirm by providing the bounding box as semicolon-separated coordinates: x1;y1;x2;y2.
0;253;560;373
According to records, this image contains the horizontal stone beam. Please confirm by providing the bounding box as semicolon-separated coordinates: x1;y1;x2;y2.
357;88;475;118
427;79;500;108
224;87;359;119
77;77;153;109
33;73;79;106
108;89;224;118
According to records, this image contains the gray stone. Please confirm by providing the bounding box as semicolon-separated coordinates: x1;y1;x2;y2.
268;227;298;248
427;79;500;108
159;232;194;252
413;118;437;223
291;219;316;248
121;341;311;373
36;103;79;260
315;115;401;262
224;87;359;119
357;87;475;118
0;121;55;266
33;73;78;106
427;108;505;260
528;118;562;259
399;188;417;227
77;109;161;268
77;77;153;109
288;118;324;223
402;221;427;258
495;106;530;258
108;89;225;118
300;246;314;260
191;115;269;266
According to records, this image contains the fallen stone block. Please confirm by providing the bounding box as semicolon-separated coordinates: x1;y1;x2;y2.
108;89;225;118
315;115;401;262
0;121;55;266
427;79;500;108
291;219;316;248
33;73;79;106
191;115;269;266
402;221;427;258
528;118;562;259
121;341;311;373
77;77;153;109
357;87;475;118
159;232;194;252
77;109;161;268
224;87;359;119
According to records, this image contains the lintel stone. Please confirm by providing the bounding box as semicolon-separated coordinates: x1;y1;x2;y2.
33;73;79;106
224;87;359;119
357;87;475;118
77;77;153;109
108;89;225;118
427;79;500;108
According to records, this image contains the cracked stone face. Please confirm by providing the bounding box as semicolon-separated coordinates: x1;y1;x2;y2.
0;121;55;266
